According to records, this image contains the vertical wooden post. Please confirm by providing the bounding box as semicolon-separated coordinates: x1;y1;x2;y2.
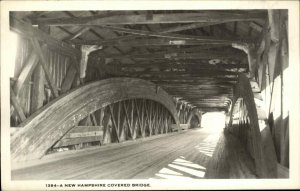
102;106;111;144
160;107;165;134
268;10;280;43
131;99;136;139
134;99;143;137
31;38;58;97
141;100;146;137
149;101;153;136
117;101;121;135
61;63;77;93
279;11;289;167
122;101;133;139
108;104;120;142
30;25;49;113
30;64;45;113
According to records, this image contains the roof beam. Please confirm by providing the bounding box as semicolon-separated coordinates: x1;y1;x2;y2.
163;88;231;93
113;63;248;70
31;38;59;97
160;84;233;88
179;95;231;98
123;69;241;76
153;80;236;86
192;101;229;104
10;15;80;57
66;11;139;65
193;107;227;111
166;88;233;92
65;27;91;41
169;92;233;95
169;95;232;99
137;73;237;78
191;104;228;108
91;25;251;44
129;45;235;55
160;22;225;33
146;76;238;81
75;37;236;47
184;98;231;102
94;50;246;60
31;11;266;26
249;21;263;32
176;94;233;98
109;59;230;64
168;92;233;96
73;21;231;44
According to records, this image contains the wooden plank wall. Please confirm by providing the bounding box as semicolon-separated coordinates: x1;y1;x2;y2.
255;10;289;167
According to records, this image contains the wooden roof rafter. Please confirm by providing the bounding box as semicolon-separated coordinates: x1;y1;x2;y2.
10;15;80;58
11;10;269;112
91;49;247;62
61;11;138;64
30;11;267;26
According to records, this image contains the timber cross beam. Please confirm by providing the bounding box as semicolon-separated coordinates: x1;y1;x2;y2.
30;11;267;26
10;15;81;58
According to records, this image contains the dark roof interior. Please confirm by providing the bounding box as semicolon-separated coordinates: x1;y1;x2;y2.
12;10;268;112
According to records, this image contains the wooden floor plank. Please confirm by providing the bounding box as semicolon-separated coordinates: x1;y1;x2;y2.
12;128;256;180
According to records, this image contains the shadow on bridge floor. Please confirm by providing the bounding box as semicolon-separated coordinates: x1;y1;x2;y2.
11;127;257;180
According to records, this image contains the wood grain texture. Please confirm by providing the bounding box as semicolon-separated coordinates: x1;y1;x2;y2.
31;38;59;97
13;52;39;96
91;25;250;45
10;87;27;121
227;73;264;177
11;78;179;162
61;64;77;93
54;126;103;147
77;37;240;46
74;23;235;46
205;130;256;178
31;12;266;26
10;15;80;57
94;50;246;60
11;129;257;180
30;64;45;113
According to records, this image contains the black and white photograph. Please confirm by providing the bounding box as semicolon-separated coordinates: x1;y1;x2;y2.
1;1;299;190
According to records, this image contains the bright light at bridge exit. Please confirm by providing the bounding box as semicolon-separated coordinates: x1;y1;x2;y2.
201;112;226;133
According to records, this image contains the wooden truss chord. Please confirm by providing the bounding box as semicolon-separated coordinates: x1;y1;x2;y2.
11;78;179;162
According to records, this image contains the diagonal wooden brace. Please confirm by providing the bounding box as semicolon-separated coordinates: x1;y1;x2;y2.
31;38;59;97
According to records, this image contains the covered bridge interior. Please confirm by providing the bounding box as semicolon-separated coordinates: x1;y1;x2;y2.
8;10;289;179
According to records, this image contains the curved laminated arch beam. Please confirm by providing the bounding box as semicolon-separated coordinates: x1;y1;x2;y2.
227;73;264;177
186;108;202;128
11;78;180;162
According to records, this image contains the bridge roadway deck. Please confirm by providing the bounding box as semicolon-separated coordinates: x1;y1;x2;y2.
11;128;256;180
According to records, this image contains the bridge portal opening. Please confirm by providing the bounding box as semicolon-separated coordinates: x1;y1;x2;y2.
201;112;226;132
